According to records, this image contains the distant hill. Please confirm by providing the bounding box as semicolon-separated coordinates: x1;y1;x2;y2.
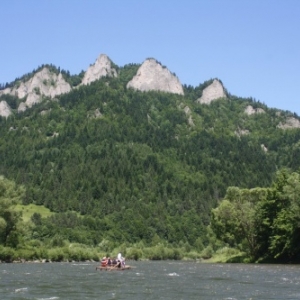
1;53;300;249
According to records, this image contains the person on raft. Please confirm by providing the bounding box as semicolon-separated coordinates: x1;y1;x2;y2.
116;253;126;268
98;254;125;269
100;257;108;267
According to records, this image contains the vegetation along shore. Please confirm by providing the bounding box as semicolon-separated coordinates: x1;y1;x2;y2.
1;54;300;264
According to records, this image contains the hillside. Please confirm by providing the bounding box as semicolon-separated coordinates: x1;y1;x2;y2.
1;54;300;260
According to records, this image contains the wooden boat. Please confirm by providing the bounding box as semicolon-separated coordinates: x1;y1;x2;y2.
96;265;133;271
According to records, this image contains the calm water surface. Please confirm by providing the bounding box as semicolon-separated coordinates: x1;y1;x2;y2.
1;261;300;299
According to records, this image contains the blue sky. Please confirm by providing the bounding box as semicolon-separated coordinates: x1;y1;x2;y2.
1;0;299;114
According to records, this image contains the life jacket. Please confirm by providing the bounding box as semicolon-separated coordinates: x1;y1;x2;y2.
101;259;107;267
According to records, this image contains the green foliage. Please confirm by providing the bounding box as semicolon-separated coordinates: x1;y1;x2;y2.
200;245;214;259
211;169;300;262
0;176;25;246
212;186;270;258
61;69;85;87
126;247;143;260
1;65;300;262
0;94;21;109
0;245;16;261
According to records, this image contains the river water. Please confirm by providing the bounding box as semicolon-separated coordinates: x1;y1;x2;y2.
1;261;300;299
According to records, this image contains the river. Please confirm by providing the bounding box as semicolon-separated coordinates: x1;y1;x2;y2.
1;261;300;299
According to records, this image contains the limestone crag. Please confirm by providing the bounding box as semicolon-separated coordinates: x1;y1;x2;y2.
261;144;268;152
277;117;300;129
196;79;226;104
244;105;265;115
182;105;195;127
88;108;103;119
23;68;71;107
127;59;184;95
0;87;11;97
0;101;12;117
81;54;117;85
235;128;250;137
17;102;27;113
0;68;71;110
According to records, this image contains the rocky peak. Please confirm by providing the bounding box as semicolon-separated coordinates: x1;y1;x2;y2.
234;128;250;137
277;117;300;129
196;79;226;104
244;105;265;115
81;54;117;85
0;101;12;118
126;58;184;95
0;67;71;110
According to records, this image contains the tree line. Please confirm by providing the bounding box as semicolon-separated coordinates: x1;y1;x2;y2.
211;169;300;263
0;63;300;261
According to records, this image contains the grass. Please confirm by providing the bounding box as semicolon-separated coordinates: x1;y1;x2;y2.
14;204;53;222
203;247;247;263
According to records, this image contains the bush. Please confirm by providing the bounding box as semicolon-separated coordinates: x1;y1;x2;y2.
16;248;35;261
50;235;66;247
201;246;213;259
143;245;184;260
184;251;201;260
126;248;143;260
146;245;166;260
0;246;16;262
33;247;48;260
48;248;65;261
215;246;240;256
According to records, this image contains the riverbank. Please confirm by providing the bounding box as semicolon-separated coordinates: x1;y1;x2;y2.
0;243;246;264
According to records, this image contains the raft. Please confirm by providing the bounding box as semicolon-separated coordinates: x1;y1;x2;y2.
96;265;133;271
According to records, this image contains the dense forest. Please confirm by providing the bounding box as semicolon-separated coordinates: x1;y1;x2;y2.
212;168;300;262
0;63;300;262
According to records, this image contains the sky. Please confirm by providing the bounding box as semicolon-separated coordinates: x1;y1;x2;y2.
1;0;300;114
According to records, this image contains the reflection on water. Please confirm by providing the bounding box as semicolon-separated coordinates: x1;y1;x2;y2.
0;261;300;299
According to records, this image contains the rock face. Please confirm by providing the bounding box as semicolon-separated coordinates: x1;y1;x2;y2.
244;105;265;115
0;67;71;110
182;105;195;127
235;128;250;137
277;117;300;129
0;87;11;97
17;102;27;113
0;101;12;117
261;144;268;152
196;79;226;104
126;58;184;95
81;54;117;85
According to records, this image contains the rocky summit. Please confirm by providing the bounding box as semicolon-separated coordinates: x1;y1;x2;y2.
244;105;265;115
126;58;184;95
0;100;12;117
0;67;71;110
277;117;300;129
196;79;226;104
81;54;117;85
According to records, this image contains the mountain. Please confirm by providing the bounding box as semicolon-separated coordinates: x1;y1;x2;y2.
1;53;300;252
127;58;184;95
196;79;226;104
81;54;117;85
0;67;71;112
0;100;11;117
0;55;186;116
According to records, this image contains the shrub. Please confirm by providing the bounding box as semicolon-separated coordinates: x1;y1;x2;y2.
201;246;213;259
16;248;35;261
0;246;16;262
48;248;65;261
126;248;143;260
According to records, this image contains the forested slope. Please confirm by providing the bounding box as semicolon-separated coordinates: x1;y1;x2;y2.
0;62;300;260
